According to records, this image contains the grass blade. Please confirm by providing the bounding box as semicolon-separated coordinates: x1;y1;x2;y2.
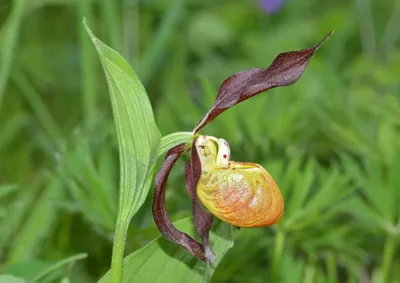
139;0;184;84
32;253;88;282
0;0;26;110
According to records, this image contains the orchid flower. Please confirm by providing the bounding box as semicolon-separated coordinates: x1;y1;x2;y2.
152;31;333;262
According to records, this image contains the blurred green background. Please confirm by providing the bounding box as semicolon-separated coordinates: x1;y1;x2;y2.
1;0;400;282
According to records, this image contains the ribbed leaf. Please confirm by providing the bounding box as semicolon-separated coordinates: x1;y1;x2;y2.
98;218;234;283
84;20;161;222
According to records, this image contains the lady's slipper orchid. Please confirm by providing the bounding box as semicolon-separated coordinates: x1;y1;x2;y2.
195;135;284;228
152;31;333;262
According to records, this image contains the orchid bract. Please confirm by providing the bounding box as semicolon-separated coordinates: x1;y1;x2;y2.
152;31;333;262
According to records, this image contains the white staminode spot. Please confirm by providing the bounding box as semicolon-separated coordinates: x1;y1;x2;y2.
216;138;230;168
195;135;231;171
205;136;230;169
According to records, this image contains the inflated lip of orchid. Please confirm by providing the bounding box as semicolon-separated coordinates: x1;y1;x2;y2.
152;31;333;263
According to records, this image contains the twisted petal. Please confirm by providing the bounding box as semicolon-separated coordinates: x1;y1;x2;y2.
194;31;333;133
185;139;215;262
153;144;206;261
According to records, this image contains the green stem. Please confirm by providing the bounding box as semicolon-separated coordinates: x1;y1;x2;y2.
78;0;96;130
303;261;316;283
271;230;285;280
354;0;376;56
380;234;397;283
111;219;129;283
101;0;121;50
380;0;400;57
139;0;184;84
123;0;139;69
326;251;338;283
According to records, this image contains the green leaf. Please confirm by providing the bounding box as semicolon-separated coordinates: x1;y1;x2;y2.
12;71;63;147
158;132;194;157
279;251;305;283
0;114;27;151
83;19;161;222
32;253;88;282
5;254;86;283
98;218;234;283
0;184;18;199
0;275;26;283
0;178;44;250
5;260;49;281
60;133;117;234
8;177;65;263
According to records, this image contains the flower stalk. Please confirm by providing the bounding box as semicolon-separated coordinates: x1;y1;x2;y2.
111;218;129;283
271;229;285;280
380;234;397;283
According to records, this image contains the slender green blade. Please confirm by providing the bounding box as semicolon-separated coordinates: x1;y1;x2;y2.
32;253;88;282
8;177;65;263
139;0;185;83
0;0;26;110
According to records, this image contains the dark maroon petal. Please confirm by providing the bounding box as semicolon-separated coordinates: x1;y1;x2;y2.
184;140;202;200
185;141;215;263
194;31;333;133
193;197;215;262
153;144;206;261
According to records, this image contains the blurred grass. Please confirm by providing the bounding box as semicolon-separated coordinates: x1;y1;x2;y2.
1;0;400;282
0;0;26;109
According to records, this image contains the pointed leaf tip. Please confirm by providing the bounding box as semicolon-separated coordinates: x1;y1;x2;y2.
194;31;333;133
315;30;334;50
84;20;161;223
